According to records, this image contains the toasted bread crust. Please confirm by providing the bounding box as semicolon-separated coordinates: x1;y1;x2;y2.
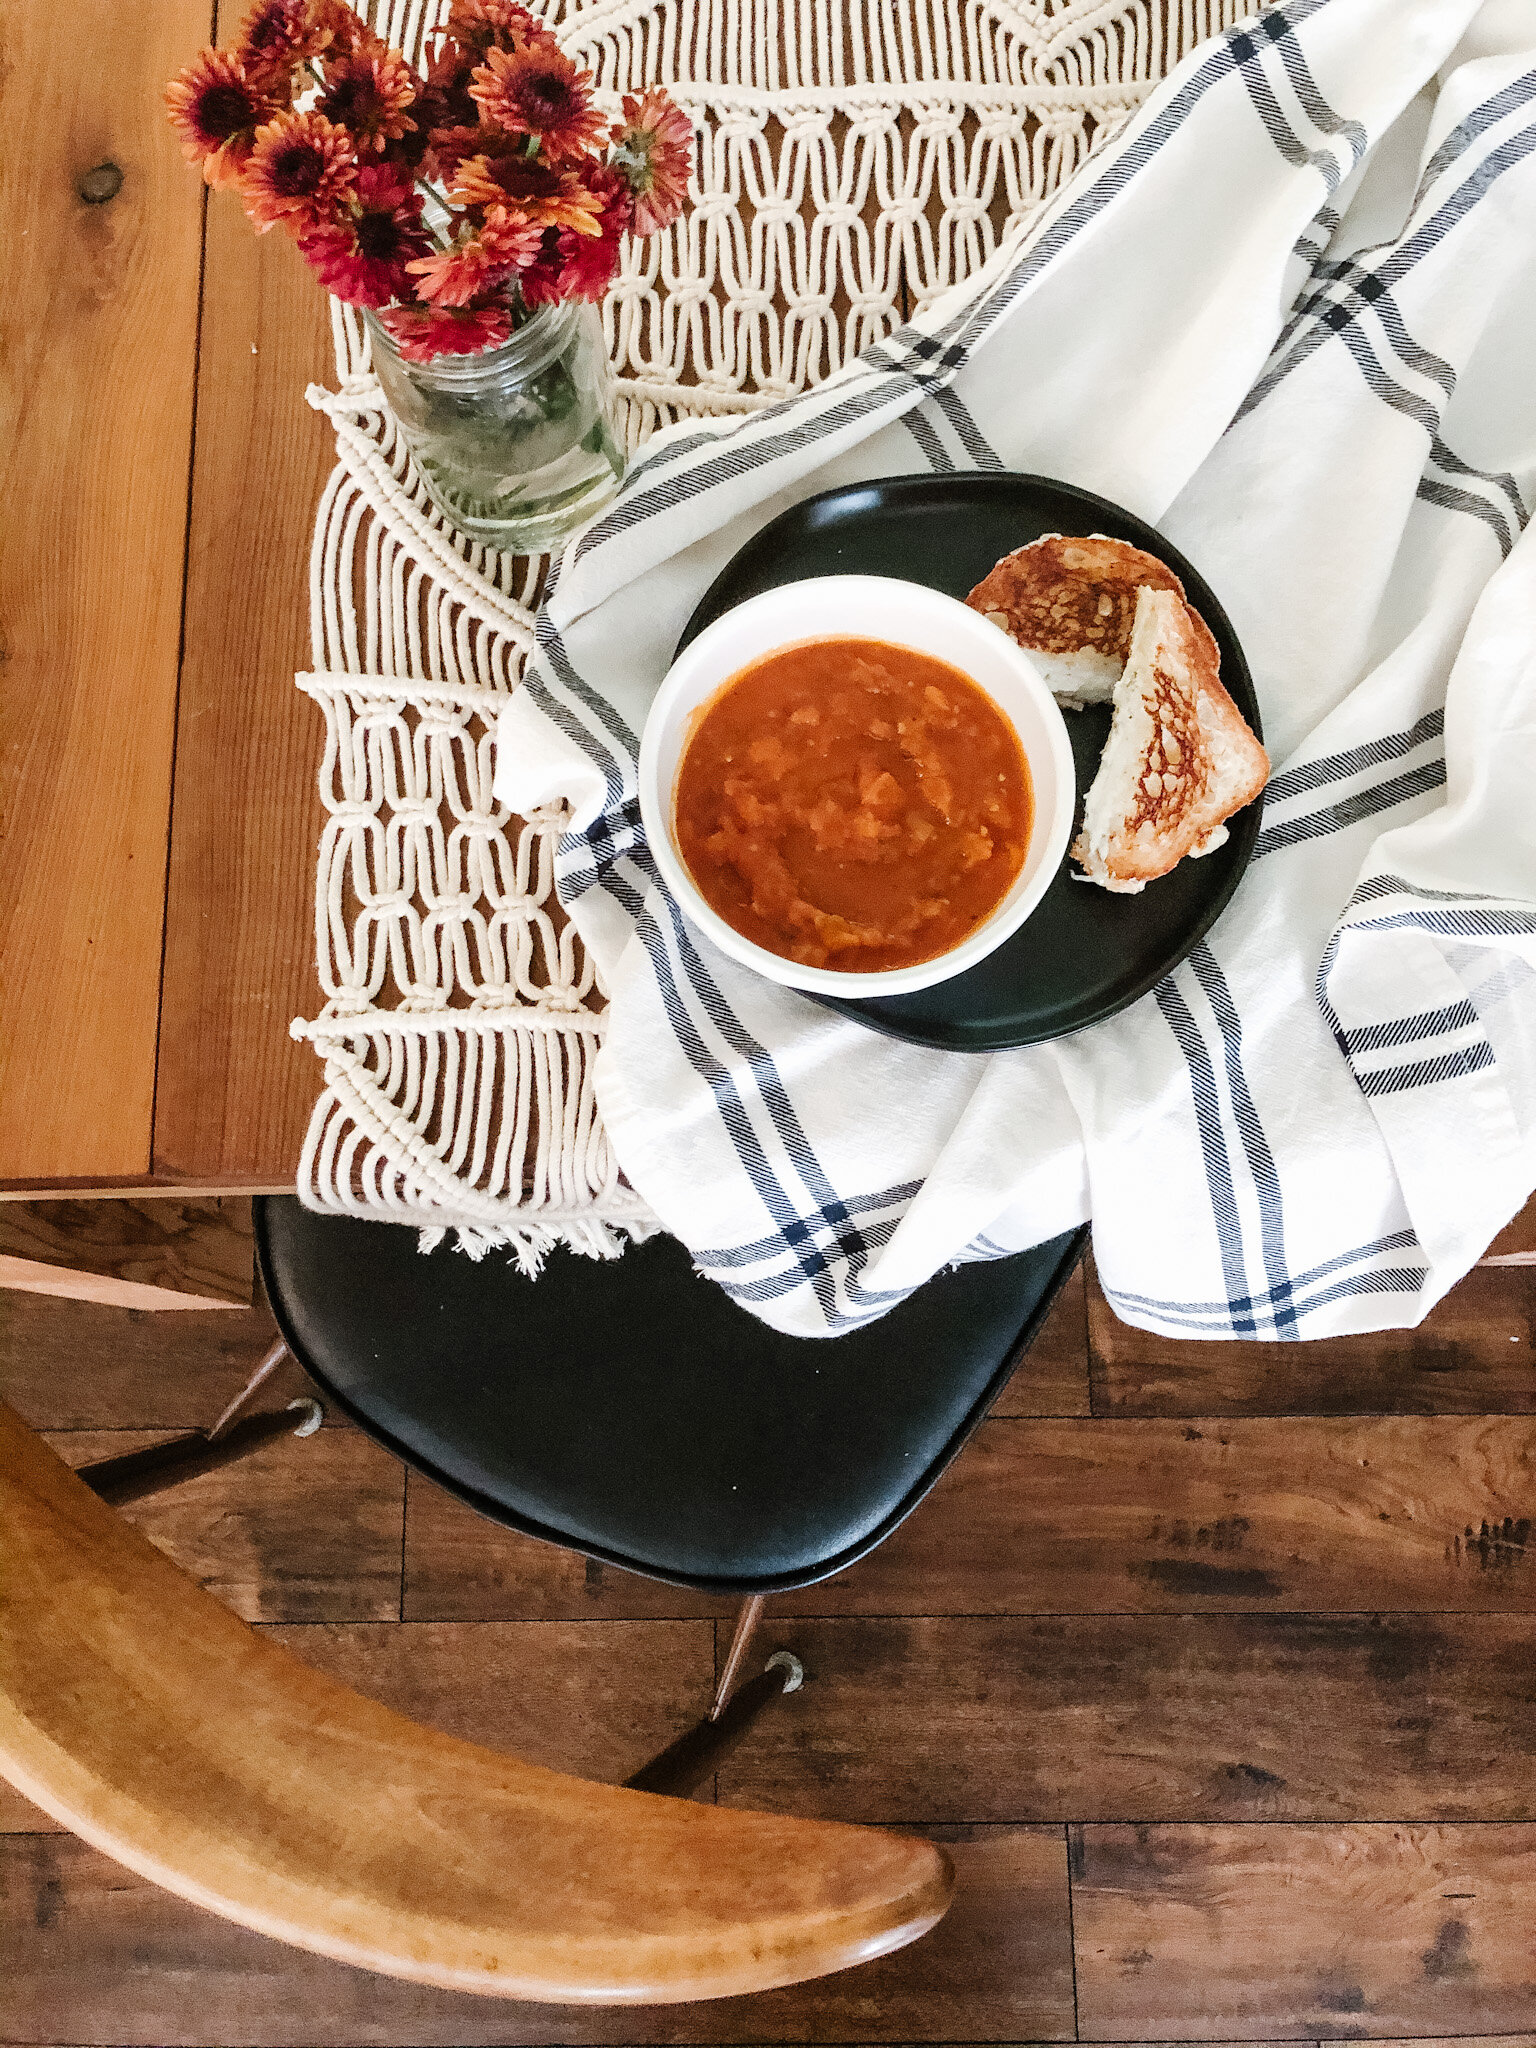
966;532;1221;680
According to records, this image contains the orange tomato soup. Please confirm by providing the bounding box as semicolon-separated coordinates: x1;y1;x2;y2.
674;637;1032;973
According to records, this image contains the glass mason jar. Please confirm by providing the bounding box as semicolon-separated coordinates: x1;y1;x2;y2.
365;300;626;554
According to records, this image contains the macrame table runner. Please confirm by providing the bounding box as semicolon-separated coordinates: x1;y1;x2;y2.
290;0;1264;1259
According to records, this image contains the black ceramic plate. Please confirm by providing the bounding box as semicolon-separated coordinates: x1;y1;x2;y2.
676;472;1263;1053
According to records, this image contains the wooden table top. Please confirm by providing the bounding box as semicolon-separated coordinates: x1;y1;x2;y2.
1;0;333;1193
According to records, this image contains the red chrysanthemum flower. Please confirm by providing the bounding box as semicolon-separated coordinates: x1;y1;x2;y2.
413;45;490;177
165;49;284;188
418;126;486;182
553;222;620;300
610;86;692;234
449;153;604;234
516;225;566;307
416;43;480;129
377;298;514;362
299;162;432;305
407;206;542;305
315;46;418;151
236;0;332;85
241;108;357;232
444;0;540;55
469;42;607;162
551;163;629;299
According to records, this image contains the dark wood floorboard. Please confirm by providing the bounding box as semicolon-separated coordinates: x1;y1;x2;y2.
0;1827;1073;2046
4;1208;1536;2044
405;1414;1536;1621
1071;1824;1536;2041
42;1429;404;1625
713;1613;1536;1824
403;1476;736;1621
990;1263;1094;1418
1088;1260;1536;1416
262;1619;716;1786
768;1417;1536;1616
0;1284;317;1430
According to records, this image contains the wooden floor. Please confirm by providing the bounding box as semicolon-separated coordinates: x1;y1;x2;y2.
3;1216;1535;2045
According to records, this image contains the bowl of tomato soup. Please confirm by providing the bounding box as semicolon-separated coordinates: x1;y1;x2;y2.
639;576;1075;997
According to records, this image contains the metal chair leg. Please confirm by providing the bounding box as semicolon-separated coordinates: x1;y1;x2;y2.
623;1650;804;1800
711;1593;765;1719
208;1338;292;1438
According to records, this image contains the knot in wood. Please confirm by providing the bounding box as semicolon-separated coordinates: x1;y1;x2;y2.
77;162;124;205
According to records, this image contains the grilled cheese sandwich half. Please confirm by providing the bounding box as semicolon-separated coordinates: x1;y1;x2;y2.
1072;586;1269;893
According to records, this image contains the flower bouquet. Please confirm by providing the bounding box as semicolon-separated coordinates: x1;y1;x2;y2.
167;0;693;549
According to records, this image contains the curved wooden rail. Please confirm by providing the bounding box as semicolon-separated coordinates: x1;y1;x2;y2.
0;1403;952;2002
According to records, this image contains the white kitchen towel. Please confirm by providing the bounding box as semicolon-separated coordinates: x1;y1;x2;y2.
494;0;1536;1340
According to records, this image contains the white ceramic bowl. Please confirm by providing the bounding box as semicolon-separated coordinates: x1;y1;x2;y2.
638;575;1076;997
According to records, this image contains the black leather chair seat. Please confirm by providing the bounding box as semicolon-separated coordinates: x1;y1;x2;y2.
256;1198;1084;1594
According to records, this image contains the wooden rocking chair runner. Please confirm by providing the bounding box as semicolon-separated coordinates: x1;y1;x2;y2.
0;1402;952;2004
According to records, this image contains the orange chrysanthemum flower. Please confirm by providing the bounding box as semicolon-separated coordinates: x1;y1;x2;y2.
299;162;431;305
448;153;604;235
469;42;607;163
611;86;692;234
236;0;332;85
309;0;382;57
378;299;513;362
316;46;418;151
408;205;543;305
165;49;283;188
444;0;540;55
242;109;357;232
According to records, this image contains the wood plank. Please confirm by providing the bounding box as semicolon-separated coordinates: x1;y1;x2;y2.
44;1429;403;1623
1072;1823;1536;2040
0;1824;1072;2044
1323;2038;1536;2048
0;1287;318;1429
765;1416;1536;1616
151;161;335;1183
990;1260;1093;1418
715;1614;1536;1825
0;0;207;1179
0;1199;252;1308
0;1779;62;1835
264;1618;715;1787
1484;1193;1536;1263
403;1476;735;1621
1088;1258;1536;1417
411;1414;1536;1620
